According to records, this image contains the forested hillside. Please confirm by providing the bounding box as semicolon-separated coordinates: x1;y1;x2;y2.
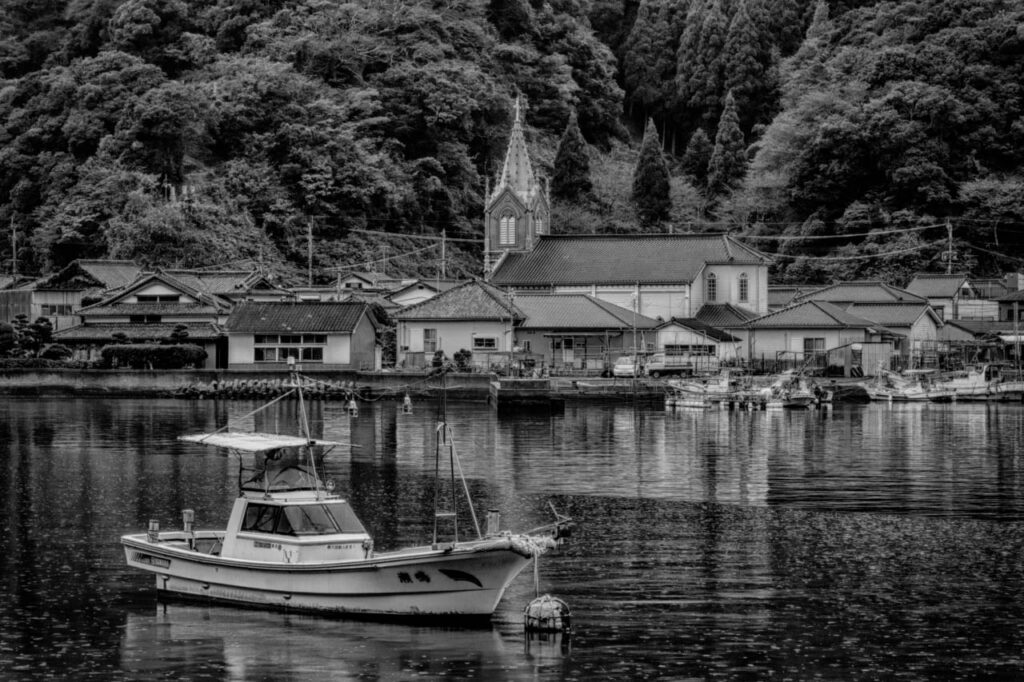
1;0;1022;284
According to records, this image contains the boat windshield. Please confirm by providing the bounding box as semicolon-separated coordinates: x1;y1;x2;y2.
242;501;367;536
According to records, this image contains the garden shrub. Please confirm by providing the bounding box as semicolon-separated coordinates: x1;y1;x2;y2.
100;344;207;369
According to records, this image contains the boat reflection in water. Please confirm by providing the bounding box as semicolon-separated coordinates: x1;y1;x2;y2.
120;602;535;680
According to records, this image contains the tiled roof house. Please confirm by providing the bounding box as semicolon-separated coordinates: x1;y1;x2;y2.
225;301;380;370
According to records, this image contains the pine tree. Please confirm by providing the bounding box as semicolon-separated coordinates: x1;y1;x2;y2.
681;128;712;185
552;110;592;200
707;91;746;196
632;119;672;227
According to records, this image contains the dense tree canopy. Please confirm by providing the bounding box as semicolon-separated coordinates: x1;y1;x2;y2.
1;0;1023;284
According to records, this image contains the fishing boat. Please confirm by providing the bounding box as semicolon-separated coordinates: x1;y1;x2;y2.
925;364;1024;402
862;364;1024;403
121;362;572;619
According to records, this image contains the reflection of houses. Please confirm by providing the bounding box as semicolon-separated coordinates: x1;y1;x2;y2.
53;271;232;367
0;259;141;331
225;302;381;371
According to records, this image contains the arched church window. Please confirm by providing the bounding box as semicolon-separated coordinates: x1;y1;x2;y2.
706;273;717;302
536;216;546;235
499;214;515;245
738;273;748;302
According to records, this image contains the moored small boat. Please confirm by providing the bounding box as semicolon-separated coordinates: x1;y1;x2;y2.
121;364;572;619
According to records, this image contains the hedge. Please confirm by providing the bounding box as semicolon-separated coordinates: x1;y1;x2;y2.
100;344;208;369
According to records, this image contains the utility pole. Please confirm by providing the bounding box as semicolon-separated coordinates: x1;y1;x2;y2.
10;216;17;277
946;219;954;275
307;217;314;286
441;230;447;279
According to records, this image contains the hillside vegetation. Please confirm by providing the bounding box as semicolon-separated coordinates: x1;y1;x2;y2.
1;0;1022;284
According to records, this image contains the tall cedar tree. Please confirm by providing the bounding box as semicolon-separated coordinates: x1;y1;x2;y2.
723;0;776;132
676;0;729;126
682;128;713;185
632;119;672;226
552;111;593;200
622;0;676;124
707;91;746;196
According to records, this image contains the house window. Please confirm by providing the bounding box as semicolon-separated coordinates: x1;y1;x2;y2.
473;336;498;350
41;304;73;315
738;274;748;303
129;315;161;323
423;328;437;353
706;273;717;302
136;295;180;303
803;338;825;354
933;305;945;321
254;334;327;363
499;215;515;245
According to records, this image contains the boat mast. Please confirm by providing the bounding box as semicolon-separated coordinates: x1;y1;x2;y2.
432;366;459;545
290;358;321;499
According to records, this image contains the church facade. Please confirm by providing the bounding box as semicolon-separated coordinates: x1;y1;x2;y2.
482;100;770;326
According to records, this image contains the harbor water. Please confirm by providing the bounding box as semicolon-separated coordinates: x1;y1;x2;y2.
1;397;1024;680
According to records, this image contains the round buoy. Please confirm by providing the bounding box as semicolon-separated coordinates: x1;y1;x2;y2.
524;594;572;633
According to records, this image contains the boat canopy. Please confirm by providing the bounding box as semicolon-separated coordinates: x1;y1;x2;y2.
180;432;345;452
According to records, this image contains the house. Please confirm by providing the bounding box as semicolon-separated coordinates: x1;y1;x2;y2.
745;300;895;374
162;269;291;304
225;301;381;371
395;280;521;370
903;273;974;321
844;302;943;366
481;97;770;322
654;318;742;362
394;280;660;373
790;280;927;307
694;303;761;359
387;279;463;308
0;259;141;331
768;284;816;312
513;293;660;372
53;271;231;367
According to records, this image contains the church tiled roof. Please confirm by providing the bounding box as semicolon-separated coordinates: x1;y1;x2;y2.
489;234;767;286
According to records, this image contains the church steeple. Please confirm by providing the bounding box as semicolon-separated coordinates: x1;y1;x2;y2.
484;95;550;277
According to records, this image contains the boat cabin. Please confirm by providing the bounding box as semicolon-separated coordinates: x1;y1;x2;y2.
180;432;373;563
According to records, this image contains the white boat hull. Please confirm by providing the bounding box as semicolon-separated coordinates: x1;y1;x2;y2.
123;532;538;617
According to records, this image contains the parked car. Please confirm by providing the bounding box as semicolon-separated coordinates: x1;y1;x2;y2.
645;352;720;378
612;355;643;377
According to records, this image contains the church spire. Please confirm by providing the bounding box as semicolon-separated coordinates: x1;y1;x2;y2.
494;94;538;205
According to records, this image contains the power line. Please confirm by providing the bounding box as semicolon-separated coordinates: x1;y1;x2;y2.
350;228;480;244
759;243;932;261
737;222;945;241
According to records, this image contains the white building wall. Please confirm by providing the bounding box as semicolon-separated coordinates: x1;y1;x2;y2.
399;320;510;359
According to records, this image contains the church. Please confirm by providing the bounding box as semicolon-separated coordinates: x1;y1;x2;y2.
482;100;770;323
